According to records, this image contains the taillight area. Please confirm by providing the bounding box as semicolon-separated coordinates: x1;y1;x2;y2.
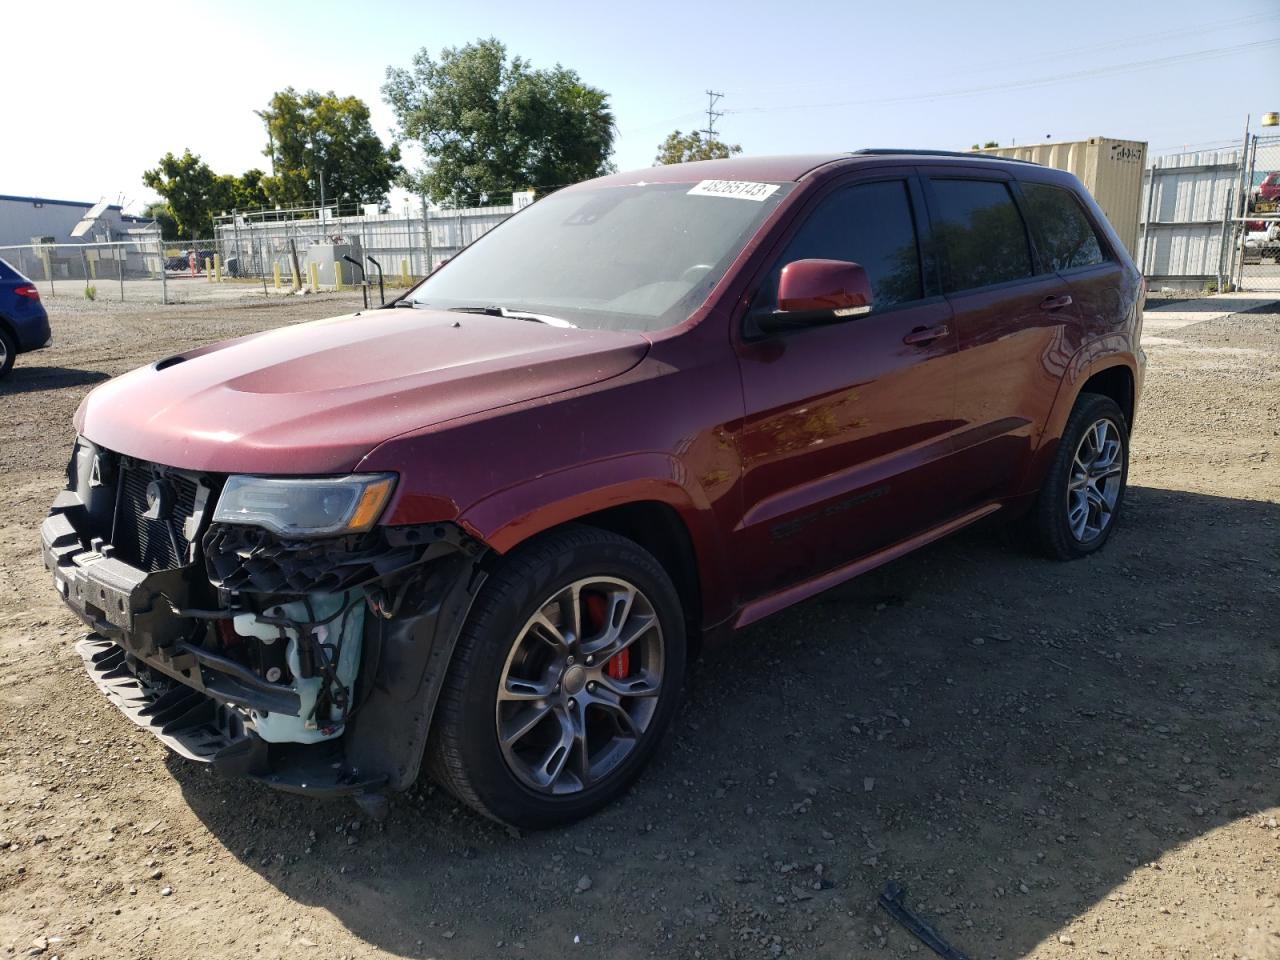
14;284;40;300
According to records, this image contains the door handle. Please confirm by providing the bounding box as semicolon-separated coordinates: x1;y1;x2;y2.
903;323;950;346
1040;294;1073;311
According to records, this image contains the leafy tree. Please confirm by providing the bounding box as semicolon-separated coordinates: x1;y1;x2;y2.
140;201;179;241
654;130;742;165
383;38;615;204
141;150;223;239
142;152;276;237
225;168;270;210
969;140;1000;150
257;88;402;209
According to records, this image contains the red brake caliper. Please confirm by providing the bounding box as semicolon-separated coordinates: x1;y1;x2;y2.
584;593;629;680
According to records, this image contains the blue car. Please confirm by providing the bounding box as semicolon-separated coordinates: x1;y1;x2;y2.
0;257;52;378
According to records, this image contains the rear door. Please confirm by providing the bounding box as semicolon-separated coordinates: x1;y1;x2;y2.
920;171;1079;509
731;172;960;601
1017;180;1126;345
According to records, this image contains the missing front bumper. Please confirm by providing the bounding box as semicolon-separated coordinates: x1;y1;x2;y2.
77;634;387;797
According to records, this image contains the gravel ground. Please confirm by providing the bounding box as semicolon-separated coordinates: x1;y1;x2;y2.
0;296;1277;960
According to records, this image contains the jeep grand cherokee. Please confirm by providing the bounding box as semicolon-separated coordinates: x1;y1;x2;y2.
43;150;1144;827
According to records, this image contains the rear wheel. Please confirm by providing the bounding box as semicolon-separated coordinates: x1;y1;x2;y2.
1033;392;1129;560
0;327;15;379
427;526;686;828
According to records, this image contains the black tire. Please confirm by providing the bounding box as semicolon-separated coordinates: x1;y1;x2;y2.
426;525;687;828
0;326;15;379
1033;392;1129;560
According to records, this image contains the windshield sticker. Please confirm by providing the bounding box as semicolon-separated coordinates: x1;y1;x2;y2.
687;179;780;202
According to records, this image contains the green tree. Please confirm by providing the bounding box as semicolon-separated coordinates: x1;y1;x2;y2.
140;200;179;241
654;129;742;165
226;168;270;210
143;153;276;237
257;88;402;209
383;38;615;204
141;150;222;239
969;140;1000;150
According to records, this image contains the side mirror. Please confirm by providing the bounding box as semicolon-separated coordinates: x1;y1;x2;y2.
757;259;873;334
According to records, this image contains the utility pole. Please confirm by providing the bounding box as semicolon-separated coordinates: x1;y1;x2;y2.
702;90;724;141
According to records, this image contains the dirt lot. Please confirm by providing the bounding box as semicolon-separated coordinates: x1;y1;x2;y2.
0;294;1277;960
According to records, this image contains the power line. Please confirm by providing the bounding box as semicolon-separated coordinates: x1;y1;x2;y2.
726;37;1280;117
739;12;1277;98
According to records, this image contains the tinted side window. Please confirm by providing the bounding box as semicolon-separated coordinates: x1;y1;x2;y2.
929;179;1033;292
757;180;923;313
1020;182;1108;271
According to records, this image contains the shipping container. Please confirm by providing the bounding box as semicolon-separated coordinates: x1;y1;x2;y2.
976;137;1147;258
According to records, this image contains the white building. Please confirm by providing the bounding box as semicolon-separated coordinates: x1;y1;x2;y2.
0;194;155;246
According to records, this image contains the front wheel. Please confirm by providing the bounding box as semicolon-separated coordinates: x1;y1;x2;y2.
1033;392;1130;560
426;526;686;828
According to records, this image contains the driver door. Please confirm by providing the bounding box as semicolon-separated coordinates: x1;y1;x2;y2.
731;174;961;602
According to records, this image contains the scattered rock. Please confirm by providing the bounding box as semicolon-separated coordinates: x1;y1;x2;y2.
575;874;593;893
160;886;172;897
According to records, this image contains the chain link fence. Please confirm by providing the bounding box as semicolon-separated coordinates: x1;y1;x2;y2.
0;200;521;305
0;239;168;302
1234;134;1280;291
1140;134;1280;293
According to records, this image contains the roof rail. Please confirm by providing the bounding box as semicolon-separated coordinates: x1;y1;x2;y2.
853;148;1041;166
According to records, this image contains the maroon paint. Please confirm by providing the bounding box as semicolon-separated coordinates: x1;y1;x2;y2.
73;152;1144;636
776;259;872;313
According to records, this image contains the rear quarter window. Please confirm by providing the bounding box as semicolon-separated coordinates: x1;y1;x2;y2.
1019;182;1109;272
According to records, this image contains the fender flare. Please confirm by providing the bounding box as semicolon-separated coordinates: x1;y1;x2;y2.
458;451;733;623
1018;339;1137;496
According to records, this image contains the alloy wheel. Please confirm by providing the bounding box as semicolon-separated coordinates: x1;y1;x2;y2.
495;576;664;795
1067;417;1124;543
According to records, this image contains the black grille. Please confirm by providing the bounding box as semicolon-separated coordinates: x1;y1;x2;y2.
113;463;202;572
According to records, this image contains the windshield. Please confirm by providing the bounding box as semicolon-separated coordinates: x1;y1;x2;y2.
407;180;793;332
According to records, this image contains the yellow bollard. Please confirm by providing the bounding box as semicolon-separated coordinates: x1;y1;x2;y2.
291;262;300;289
89;259;97;280
214;254;222;283
205;259;213;283
334;262;343;291
308;262;319;291
272;262;281;290
401;259;409;285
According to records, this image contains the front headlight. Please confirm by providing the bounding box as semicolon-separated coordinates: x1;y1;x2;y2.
212;474;397;537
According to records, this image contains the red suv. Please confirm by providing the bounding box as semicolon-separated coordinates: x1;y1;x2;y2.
43;151;1144;827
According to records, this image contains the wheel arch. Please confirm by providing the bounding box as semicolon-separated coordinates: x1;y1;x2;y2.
569;501;703;649
1018;350;1138;497
457;457;731;634
1079;363;1134;427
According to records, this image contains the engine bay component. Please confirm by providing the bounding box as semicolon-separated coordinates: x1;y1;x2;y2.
231;592;364;743
44;437;490;807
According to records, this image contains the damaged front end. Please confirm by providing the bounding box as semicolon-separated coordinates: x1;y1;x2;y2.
41;438;486;812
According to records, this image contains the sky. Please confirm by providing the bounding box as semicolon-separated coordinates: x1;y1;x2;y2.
5;0;1278;214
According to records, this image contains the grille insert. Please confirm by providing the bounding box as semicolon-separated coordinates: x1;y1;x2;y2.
112;462;206;572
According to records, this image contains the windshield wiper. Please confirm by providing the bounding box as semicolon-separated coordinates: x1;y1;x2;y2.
445;305;576;328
